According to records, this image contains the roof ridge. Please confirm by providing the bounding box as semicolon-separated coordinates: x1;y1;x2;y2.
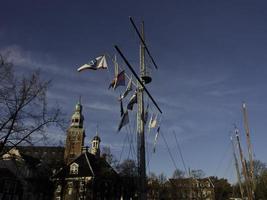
85;152;95;177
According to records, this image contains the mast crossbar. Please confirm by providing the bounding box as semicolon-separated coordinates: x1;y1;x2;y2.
114;45;162;114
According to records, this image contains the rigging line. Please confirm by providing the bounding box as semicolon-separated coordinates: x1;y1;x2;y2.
217;156;235;200
146;145;153;172
118;130;128;164
213;140;232;177
129;123;136;160
146;136;155;173
173;131;189;177
129;111;137;156
161;130;179;171
114;45;162;114
126;126;132;160
145;129;151;172
126;125;135;160
223;154;235;178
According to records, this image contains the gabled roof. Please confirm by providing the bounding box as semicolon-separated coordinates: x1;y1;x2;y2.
52;151;117;179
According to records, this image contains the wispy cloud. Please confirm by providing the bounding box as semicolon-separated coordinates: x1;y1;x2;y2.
0;45;75;76
84;102;117;112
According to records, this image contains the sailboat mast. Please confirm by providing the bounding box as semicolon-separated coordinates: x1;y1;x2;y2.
137;21;147;200
235;128;252;200
242;103;255;192
115;17;162;200
231;136;244;199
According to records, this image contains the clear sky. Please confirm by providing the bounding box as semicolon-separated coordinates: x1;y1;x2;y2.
1;0;267;183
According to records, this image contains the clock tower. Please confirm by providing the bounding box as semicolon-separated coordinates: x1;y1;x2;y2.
64;101;85;164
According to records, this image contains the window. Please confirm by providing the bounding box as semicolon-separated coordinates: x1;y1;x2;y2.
79;181;85;192
70;163;79;174
67;182;73;195
3;180;15;194
56;185;62;193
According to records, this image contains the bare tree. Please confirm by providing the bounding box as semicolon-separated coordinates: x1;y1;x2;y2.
101;146;118;167
0;55;64;156
172;169;185;179
191;169;205;179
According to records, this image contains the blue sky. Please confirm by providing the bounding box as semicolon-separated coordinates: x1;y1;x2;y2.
1;0;267;183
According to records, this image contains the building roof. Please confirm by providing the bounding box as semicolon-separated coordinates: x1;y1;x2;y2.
52;151;117;179
16;146;64;167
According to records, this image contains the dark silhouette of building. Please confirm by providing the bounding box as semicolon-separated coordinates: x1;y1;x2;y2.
0;147;61;200
167;178;215;200
51;101;119;200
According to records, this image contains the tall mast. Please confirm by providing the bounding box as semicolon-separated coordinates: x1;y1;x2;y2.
137;21;147;200
231;136;244;199
235;128;252;200
115;17;162;200
242;103;255;193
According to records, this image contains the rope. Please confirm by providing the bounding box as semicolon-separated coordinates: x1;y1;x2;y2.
161;129;179;172
173;130;189;177
118;131;128;164
213;140;232;177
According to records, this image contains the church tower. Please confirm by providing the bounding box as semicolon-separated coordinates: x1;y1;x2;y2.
90;129;101;158
64;101;85;164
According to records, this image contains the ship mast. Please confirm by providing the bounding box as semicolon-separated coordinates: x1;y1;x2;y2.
137;21;146;200
235;128;253;200
231;136;244;199
115;17;162;200
242;102;255;195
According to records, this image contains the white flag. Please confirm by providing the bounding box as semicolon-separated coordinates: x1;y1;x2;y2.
77;55;107;72
149;113;157;130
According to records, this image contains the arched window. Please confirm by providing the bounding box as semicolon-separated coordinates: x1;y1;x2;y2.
70;163;79;174
56;185;62;193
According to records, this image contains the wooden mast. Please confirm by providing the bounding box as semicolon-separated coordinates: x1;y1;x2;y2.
231;136;244;199
137;21;147;200
115;17;162;200
235;128;253;200
242;102;255;197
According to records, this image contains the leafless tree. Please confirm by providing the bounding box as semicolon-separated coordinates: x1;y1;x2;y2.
0;55;64;156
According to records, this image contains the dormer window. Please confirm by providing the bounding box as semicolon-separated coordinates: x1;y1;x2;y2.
70;163;79;174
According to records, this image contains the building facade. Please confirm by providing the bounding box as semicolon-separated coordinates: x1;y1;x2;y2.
64;102;85;164
167;178;215;200
52;101;119;200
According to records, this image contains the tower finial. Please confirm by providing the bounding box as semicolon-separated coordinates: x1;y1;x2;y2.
79;95;82;104
96;124;99;136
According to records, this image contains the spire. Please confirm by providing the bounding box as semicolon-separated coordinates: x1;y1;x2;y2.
71;99;84;128
96;124;99;137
